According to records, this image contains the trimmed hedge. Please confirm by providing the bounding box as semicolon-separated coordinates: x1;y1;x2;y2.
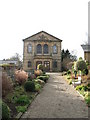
24;81;35;92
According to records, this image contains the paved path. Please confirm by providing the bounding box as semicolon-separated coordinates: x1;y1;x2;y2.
21;73;88;118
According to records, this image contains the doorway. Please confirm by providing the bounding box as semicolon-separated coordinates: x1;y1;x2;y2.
44;61;50;72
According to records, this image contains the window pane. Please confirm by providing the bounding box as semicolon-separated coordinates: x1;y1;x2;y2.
28;61;31;67
44;44;48;54
53;61;57;68
53;45;57;54
28;44;32;53
37;44;42;54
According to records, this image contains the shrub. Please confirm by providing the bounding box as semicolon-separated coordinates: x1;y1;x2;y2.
2;72;13;97
82;69;89;75
34;70;43;77
34;79;45;86
16;105;27;113
76;59;87;71
11;86;26;103
82;86;88;91
67;70;71;75
24;81;35;92
35;83;41;92
85;92;90;105
2;101;10;119
15;70;28;85
42;71;46;75
16;95;30;105
75;85;88;91
75;85;83;90
37;75;49;82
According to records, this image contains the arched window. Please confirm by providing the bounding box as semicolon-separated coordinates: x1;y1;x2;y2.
28;61;32;67
43;44;48;54
27;44;32;53
53;45;57;54
37;44;42;54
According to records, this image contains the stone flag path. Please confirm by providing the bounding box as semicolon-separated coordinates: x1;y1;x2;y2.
21;73;88;118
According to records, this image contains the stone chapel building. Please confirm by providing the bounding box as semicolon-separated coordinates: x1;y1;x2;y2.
23;31;62;72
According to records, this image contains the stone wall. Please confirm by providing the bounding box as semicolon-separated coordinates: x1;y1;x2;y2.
23;31;62;72
84;51;90;63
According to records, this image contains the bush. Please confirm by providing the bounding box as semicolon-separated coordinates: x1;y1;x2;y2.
24;81;35;92
34;79;45;86
2;72;13;97
35;83;41;92
76;59;87;71
75;85;83;90
75;85;88;91
2;101;10;119
67;70;71;75
82;69;89;75
82;86;88;91
16;105;27;113
85;92;90;105
37;75;49;82
34;70;43;77
16;95;30;105
15;70;28;85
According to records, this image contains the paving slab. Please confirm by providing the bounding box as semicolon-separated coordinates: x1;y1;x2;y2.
21;73;88;118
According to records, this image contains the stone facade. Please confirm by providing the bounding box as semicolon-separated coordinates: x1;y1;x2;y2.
84;52;90;63
81;45;90;63
23;31;62;72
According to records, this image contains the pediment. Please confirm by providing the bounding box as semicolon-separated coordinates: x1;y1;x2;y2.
23;31;62;42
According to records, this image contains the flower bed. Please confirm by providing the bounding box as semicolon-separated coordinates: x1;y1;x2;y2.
2;69;49;119
64;62;90;107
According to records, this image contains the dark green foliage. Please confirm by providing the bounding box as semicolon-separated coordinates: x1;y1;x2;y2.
82;69;89;75
16;95;30;105
75;85;88;91
67;70;71;75
82;86;88;91
16;106;27;113
24;81;35;92
43;71;46;75
2;102;10;119
76;59;87;71
37;75;49;82
75;85;83;90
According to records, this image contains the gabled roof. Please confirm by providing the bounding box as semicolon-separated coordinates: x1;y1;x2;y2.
23;31;62;42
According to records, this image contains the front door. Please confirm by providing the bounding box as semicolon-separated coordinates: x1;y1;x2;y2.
44;61;50;72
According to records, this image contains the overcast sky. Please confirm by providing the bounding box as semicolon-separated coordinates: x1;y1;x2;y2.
0;0;89;60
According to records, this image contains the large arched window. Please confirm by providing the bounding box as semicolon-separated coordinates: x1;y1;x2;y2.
37;44;42;54
27;44;32;53
53;45;57;54
43;44;48;54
